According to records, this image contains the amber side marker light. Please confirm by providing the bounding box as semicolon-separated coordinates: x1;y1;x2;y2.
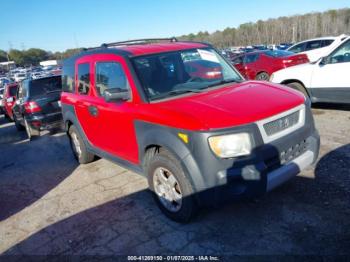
178;133;189;144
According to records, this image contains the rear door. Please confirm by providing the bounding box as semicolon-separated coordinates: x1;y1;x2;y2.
310;39;350;103
73;57;100;146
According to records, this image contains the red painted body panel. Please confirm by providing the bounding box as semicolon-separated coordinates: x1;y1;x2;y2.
61;44;305;165
3;83;18;119
235;52;309;80
136;81;305;130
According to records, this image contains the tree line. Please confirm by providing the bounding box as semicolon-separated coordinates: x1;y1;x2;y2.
179;8;350;48
0;48;83;67
1;8;350;67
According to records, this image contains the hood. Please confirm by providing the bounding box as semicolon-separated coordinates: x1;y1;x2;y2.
153;81;305;130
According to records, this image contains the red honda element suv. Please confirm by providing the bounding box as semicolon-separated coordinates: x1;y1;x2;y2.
61;38;320;222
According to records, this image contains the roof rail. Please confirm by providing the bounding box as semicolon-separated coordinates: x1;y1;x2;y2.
100;37;178;48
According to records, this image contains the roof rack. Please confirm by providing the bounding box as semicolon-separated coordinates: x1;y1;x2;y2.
100;37;178;48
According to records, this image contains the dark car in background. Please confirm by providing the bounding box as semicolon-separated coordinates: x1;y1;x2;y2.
232;50;309;80
12;75;63;140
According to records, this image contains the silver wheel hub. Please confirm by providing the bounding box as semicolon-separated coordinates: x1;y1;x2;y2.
71;133;82;157
153;167;182;212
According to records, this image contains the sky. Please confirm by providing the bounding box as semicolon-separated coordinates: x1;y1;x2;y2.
0;0;349;52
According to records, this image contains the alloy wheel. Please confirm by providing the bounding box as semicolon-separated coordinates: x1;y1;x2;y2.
153;167;183;212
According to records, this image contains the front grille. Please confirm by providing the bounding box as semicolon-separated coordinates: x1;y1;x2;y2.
263;110;300;136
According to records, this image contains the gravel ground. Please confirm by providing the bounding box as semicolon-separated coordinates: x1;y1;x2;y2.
0;105;349;257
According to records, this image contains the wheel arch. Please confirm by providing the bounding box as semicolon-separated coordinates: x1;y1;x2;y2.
281;79;310;97
135;121;206;193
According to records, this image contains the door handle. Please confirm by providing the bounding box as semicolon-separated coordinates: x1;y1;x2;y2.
88;105;99;117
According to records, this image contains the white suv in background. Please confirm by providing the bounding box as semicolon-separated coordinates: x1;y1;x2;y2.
287;35;348;62
270;37;350;104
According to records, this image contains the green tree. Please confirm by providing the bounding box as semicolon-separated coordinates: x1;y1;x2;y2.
8;49;25;66
0;50;8;62
24;48;49;65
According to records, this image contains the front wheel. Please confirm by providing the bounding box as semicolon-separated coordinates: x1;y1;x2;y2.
286;82;309;98
147;149;197;223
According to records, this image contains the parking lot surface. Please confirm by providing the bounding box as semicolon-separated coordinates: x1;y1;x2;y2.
0;106;349;256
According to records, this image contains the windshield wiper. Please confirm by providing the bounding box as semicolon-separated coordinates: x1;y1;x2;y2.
151;88;204;100
207;78;243;88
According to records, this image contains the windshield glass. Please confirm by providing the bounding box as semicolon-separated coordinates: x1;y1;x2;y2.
30;76;62;97
132;48;242;101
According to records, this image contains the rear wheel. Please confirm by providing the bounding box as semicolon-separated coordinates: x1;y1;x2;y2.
255;72;270;81
286;82;309;98
68;125;95;164
24;118;39;140
146;149;197;223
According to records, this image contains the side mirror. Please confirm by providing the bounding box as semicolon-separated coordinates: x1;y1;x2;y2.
103;88;130;102
6;97;14;103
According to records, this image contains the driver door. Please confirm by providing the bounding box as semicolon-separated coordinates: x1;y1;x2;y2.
310;39;350;103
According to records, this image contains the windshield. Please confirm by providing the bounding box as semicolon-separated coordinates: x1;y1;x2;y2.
29;76;62;97
132;48;242;101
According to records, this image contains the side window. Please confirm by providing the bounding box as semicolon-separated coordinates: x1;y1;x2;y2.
95;62;129;96
305;40;322;51
289;43;305;53
243;54;259;64
322;39;334;47
232;56;243;65
328;39;350;64
77;63;90;95
62;60;75;93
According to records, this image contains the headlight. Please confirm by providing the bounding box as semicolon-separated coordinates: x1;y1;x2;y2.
208;133;252;158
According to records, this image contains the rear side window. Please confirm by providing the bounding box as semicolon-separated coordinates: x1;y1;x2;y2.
29;76;62;97
288;43;305;53
305;40;322;51
62;60;75;92
322;39;334;47
95;62;129;96
243;54;259;64
77;63;90;95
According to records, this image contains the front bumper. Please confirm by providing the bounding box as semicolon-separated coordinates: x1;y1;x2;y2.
182;103;320;206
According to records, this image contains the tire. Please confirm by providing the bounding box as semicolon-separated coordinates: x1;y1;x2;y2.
255;72;270;81
146;149;197;223
24;117;39;140
286;82;309;98
68;125;95;164
13;114;25;131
